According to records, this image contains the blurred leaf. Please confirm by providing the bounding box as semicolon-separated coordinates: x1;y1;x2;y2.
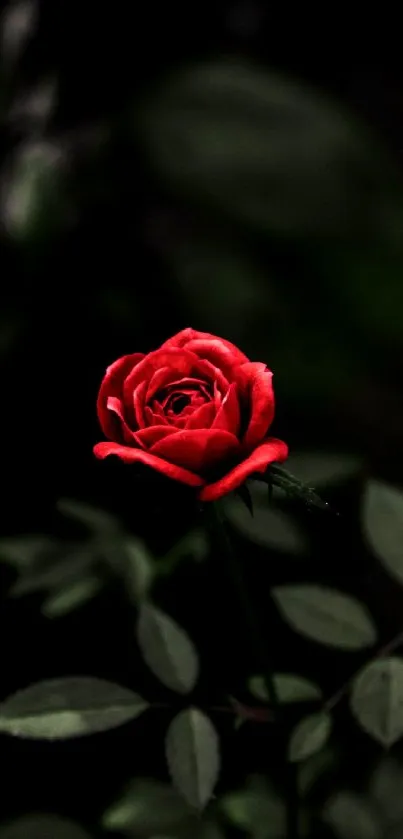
8;79;56;129
140;59;402;243
369;756;403;826
272;584;377;650
57;498;121;536
298;744;339;797
2;141;66;243
284;451;362;488
289;711;332;763
41;575;103;618
362;480;403;586
0;677;148;739
224;482;307;554
137;603;199;694
249;673;322;703
10;548;95;597
102;779;191;834
158;528;210;578
165;708;220;810
220;775;286;839
0;814;91;839
323;791;381;839
123;538;155;602
1;0;37;66
0;535;57;570
350;657;403;747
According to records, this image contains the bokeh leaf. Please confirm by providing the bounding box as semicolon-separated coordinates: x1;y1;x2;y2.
0;535;57;570
140;59;401;243
289;711;332;763
323;792;381;839
0;813;91;838
165;707;220;810
285;451;362;488
221;775;286;839
57;498;121;537
2;140;66;243
123;538;155;602
298;745;339;797
224;482;307;554
272;584;377;650
0;677;148;739
102;778;191;834
362;480;403;586
350;657;403;747
41;575;103;618
249;673;322;704
137;603;199;694
369;756;403;826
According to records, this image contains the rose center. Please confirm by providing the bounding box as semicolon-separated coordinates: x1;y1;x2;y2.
170;393;191;414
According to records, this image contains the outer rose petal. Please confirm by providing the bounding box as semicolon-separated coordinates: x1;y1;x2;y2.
242;367;275;449
106;396;137;445
186;338;249;378
198;438;289;502
93;442;204;486
150;428;240;473
161;328;249;367
97;353;144;440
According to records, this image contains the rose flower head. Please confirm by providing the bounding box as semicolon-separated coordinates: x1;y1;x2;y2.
94;328;288;502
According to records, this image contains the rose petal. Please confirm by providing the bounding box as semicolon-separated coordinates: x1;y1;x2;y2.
211;383;240;435
123;348;197;406
132;380;148;428
106;396;137;445
97;353;144;440
193;358;230;395
186;338;249;377
199;438;289;502
161;328;249;367
185;401;216;429
150;428;240;474
134;426;177;448
145;404;169;425
242;367;275;449
93;442;204;487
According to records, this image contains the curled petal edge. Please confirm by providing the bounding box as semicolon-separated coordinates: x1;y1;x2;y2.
198;438;289;502
93;442;205;487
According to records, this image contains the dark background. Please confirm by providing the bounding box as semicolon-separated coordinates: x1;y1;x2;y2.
1;2;403;835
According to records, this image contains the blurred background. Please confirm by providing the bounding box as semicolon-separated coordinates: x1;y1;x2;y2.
1;1;403;837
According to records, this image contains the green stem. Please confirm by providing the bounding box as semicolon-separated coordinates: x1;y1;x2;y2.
207;500;298;839
208;500;281;717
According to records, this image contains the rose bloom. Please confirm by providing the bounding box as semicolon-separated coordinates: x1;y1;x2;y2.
94;328;288;502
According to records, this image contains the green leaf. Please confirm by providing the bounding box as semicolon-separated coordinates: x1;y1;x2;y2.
10;550;96;597
249;673;322;704
102;779;191;833
2;140;66;243
57;498;121;536
221;775;286;839
323;792;381;839
284;451;362;488
224;482;307;555
123;538;155;602
272;584;377;650
350;657;403;747
369;757;403;826
362;480;403;586
137;604;199;694
165;708;220;810
0;535;57;570
289;711;332;763
0;677;148;739
0;814;91;838
41;575;103;618
139;60;399;243
298;745;339;797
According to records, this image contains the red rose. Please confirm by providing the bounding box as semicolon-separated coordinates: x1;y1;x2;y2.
93;328;288;502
